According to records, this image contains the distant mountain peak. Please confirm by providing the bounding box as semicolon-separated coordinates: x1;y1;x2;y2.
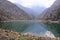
15;3;46;18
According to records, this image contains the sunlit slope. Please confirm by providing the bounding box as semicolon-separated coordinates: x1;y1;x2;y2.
38;0;60;20
0;0;33;21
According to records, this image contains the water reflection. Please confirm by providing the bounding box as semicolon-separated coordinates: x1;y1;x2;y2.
44;23;60;37
0;21;58;38
22;22;55;38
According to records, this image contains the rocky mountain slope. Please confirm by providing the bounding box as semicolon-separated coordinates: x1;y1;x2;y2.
0;0;33;21
38;0;60;20
15;3;46;19
15;3;36;19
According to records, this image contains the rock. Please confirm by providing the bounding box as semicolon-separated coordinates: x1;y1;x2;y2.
38;0;60;20
0;28;60;40
0;0;33;21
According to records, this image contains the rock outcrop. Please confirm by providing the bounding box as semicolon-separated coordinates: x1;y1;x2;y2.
0;28;60;40
38;0;60;20
0;0;33;21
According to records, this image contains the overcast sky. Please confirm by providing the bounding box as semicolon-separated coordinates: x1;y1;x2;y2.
8;0;56;8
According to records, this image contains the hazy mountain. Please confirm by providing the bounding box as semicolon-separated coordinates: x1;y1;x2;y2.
15;3;46;18
15;3;36;19
38;0;60;20
31;6;46;17
0;0;33;21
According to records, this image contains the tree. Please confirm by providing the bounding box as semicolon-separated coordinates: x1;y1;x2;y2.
0;18;1;21
57;12;60;19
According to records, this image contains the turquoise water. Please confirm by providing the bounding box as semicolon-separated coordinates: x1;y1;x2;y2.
0;21;31;32
0;21;60;37
44;23;60;37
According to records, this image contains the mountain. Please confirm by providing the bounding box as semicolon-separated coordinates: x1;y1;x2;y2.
0;0;33;21
15;3;36;19
31;6;46;17
15;3;46;18
38;0;60;20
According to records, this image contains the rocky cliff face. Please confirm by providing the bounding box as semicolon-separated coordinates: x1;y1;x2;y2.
0;0;33;21
38;0;60;20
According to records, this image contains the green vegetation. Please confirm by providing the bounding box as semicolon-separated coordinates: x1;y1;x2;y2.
0;18;1;21
0;18;3;21
46;12;60;21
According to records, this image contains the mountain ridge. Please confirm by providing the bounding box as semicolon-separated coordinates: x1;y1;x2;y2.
38;0;60;20
0;0;33;21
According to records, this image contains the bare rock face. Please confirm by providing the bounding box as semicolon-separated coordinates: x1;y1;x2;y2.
38;0;60;20
0;0;33;21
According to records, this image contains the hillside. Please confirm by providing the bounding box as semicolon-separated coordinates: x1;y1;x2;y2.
15;3;46;19
15;3;36;19
0;0;33;21
38;0;60;21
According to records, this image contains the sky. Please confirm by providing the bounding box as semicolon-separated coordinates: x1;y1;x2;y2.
8;0;56;8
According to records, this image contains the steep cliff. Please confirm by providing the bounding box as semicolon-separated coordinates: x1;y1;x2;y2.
38;0;60;20
0;0;33;21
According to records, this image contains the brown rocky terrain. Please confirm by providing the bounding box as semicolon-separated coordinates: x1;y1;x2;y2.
0;0;33;21
38;0;60;21
0;28;60;40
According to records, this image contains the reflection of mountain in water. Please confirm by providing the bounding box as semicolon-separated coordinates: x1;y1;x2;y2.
22;22;55;38
0;22;55;38
45;23;60;37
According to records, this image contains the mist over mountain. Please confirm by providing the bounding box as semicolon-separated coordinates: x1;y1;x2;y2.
14;3;36;19
31;6;46;17
14;3;46;18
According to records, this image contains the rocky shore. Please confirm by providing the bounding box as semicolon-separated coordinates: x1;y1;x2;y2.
0;28;60;40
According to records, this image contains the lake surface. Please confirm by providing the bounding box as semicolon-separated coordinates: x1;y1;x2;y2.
0;21;60;37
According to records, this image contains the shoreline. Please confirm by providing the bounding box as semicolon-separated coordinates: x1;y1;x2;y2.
0;20;59;23
0;28;60;40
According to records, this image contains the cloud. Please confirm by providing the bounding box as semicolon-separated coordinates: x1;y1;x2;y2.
8;0;56;8
8;0;17;3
